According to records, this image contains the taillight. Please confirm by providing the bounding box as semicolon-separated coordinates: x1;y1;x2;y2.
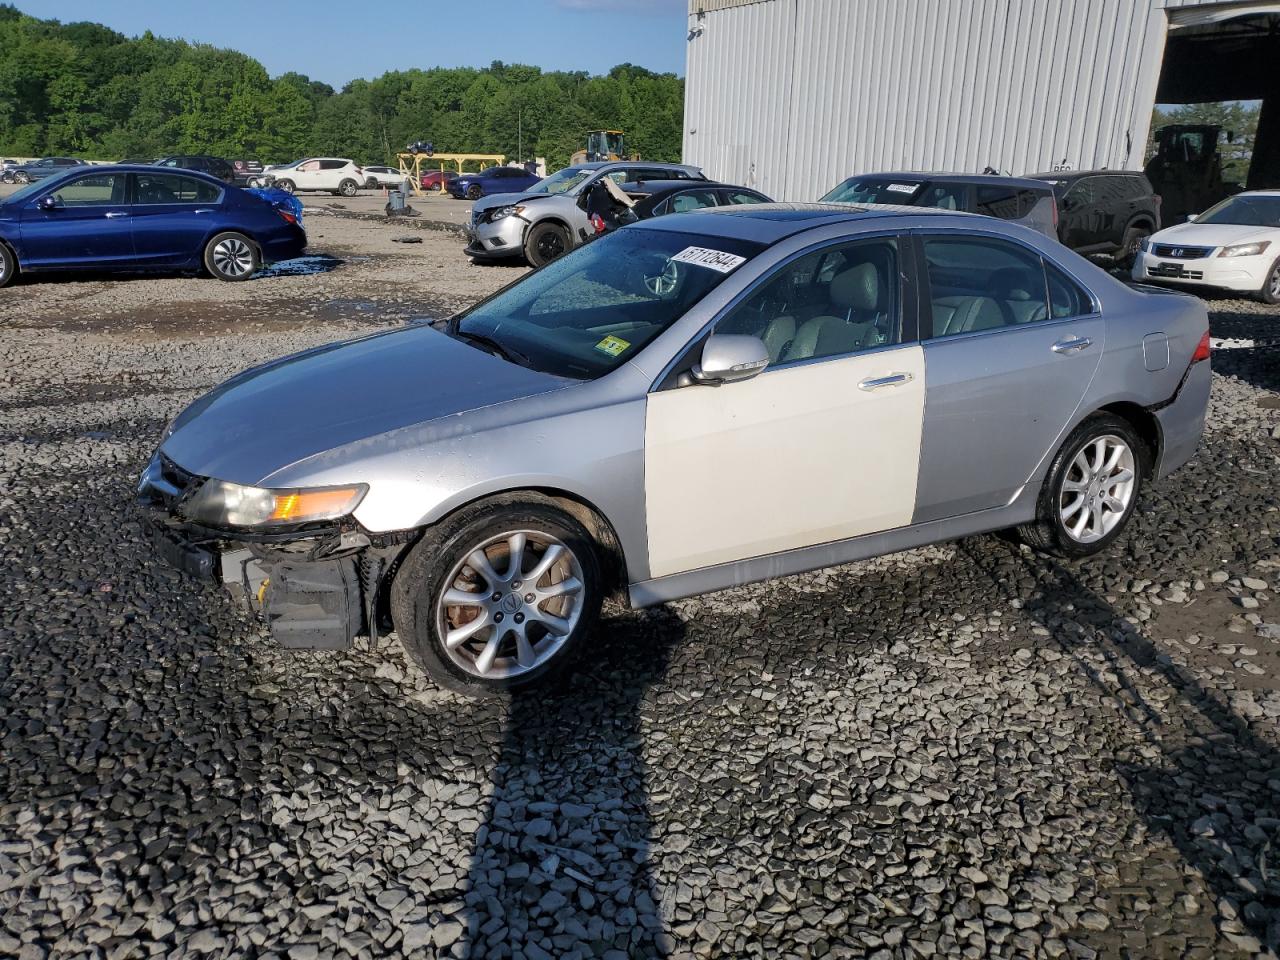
276;209;298;225
353;166;363;175
1191;329;1211;363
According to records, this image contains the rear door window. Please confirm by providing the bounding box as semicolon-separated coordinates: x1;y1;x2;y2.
135;172;219;204
922;236;1052;336
664;189;720;214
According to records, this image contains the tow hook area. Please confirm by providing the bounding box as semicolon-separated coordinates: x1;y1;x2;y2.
222;547;395;651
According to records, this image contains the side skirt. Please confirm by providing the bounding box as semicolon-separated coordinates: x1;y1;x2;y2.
627;492;1038;609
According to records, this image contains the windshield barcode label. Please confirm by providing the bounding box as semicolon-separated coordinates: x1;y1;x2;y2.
671;246;747;273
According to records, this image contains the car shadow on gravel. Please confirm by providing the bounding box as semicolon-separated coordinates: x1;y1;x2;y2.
962;540;1280;951
1208;310;1280;394
456;608;683;958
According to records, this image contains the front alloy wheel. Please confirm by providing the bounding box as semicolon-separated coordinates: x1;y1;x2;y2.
1260;259;1280;304
391;498;603;696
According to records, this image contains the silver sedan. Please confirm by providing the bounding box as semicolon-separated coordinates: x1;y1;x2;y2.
139;204;1211;697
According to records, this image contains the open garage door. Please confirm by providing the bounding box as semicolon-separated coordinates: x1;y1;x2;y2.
1154;5;1280;221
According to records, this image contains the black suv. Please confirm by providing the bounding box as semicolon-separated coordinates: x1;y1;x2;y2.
1027;170;1161;261
152;155;236;184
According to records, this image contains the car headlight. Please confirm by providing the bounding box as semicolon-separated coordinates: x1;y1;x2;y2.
181;480;367;528
489;204;525;222
1219;241;1271;258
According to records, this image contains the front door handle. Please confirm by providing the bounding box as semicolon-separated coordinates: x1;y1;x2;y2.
104;211;129;219
1051;336;1093;354
859;372;913;391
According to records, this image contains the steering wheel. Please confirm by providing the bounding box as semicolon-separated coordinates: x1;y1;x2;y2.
643;260;680;297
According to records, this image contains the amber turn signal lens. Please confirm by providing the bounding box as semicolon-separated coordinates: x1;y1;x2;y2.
268;487;364;522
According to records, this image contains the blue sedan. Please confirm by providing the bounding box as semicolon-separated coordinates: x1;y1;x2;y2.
0;165;307;286
447;165;541;200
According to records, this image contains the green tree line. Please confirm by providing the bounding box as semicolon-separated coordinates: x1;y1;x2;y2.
0;4;685;169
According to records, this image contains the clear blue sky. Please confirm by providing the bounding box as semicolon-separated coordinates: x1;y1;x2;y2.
20;0;689;86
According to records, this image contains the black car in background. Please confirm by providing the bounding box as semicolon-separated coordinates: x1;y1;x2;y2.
624;179;771;218
153;155;237;184
1027;170;1161;261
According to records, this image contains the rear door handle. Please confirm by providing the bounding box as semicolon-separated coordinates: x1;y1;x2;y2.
859;372;913;391
1051;336;1093;354
104;211;129;219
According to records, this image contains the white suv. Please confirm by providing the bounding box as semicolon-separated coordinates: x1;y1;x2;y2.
268;158;364;197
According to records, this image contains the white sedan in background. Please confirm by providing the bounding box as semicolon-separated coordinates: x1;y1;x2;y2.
1133;190;1280;302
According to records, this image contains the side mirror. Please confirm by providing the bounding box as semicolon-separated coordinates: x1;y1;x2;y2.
1186;213;1198;222
38;195;58;211
691;334;769;385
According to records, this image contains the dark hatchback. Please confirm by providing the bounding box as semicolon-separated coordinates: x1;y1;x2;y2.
154;155;238;184
0;165;306;287
621;180;771;219
1027;169;1161;260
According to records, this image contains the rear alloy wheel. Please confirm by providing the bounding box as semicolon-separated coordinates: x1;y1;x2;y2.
1259;259;1280;305
0;243;16;288
524;221;571;268
1017;413;1144;558
274;179;295;194
338;178;358;197
391;499;602;696
204;232;260;281
466;184;483;201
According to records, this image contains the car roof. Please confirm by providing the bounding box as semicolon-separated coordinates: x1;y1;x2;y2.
624;179;762;196
628;201;982;244
35;163;230;185
1026;169;1147;180
842;171;1052;191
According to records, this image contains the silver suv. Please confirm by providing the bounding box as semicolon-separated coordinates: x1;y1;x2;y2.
465;161;705;266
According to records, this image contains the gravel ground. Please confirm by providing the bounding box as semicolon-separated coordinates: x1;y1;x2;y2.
1;213;1280;960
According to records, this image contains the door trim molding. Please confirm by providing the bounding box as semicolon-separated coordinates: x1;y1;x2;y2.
628;485;1038;608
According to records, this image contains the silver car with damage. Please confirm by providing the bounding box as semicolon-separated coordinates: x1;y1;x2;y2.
465;160;705;267
140;204;1211;697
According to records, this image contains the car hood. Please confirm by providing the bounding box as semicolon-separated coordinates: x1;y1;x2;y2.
1150;221;1276;248
471;190;562;213
161;324;571;487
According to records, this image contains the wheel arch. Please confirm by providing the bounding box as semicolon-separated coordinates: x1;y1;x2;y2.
1095;400;1163;474
0;234;21;270
396;485;631;598
1125;214;1156;233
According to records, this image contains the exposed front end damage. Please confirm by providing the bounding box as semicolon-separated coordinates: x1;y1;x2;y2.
137;451;408;650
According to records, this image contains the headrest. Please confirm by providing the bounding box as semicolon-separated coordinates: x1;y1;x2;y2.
990;266;1035;301
831;262;882;312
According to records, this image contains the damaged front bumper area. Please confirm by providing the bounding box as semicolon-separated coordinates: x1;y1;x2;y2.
137;452;407;650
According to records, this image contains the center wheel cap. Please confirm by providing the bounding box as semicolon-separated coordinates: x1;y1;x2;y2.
500;594;522;614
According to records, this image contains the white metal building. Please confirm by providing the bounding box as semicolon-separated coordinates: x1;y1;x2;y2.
682;0;1280;200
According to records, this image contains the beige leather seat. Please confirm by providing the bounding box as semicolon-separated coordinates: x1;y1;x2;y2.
931;296;1004;336
990;267;1049;324
780;262;884;362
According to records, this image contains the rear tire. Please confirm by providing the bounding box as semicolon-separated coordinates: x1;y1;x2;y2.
204;231;260;281
390;497;603;697
0;243;17;288
466;184;482;201
275;179;295;194
1016;413;1145;558
1117;223;1150;267
339;179;358;197
1258;258;1280;304
524;221;572;268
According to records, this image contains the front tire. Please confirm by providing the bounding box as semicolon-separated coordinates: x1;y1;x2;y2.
1016;413;1145;558
1117;224;1150;267
14;172;29;184
0;243;17;288
1258;258;1280;304
391;498;603;697
204;232;260;281
274;178;295;194
524;221;572;267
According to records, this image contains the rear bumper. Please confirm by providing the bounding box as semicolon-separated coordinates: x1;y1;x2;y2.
262;227;307;263
1153;359;1211;481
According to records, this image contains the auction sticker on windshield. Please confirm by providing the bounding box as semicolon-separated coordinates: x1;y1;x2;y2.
594;334;631;358
886;183;919;193
671;246;747;274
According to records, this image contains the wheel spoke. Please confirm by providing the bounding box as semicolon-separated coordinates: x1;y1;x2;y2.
525;543;565;584
1061;495;1087;520
537;576;582;602
1071;510;1090;538
466;548;501;588
505;533;527;582
445;611;490;649
1107;468;1134;489
537;612;572;636
1103;495;1125;513
515;631;537;669
1062;477;1088;493
474;631;504;675
1089;439;1107;474
1090;501;1105;535
442;587;485;607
